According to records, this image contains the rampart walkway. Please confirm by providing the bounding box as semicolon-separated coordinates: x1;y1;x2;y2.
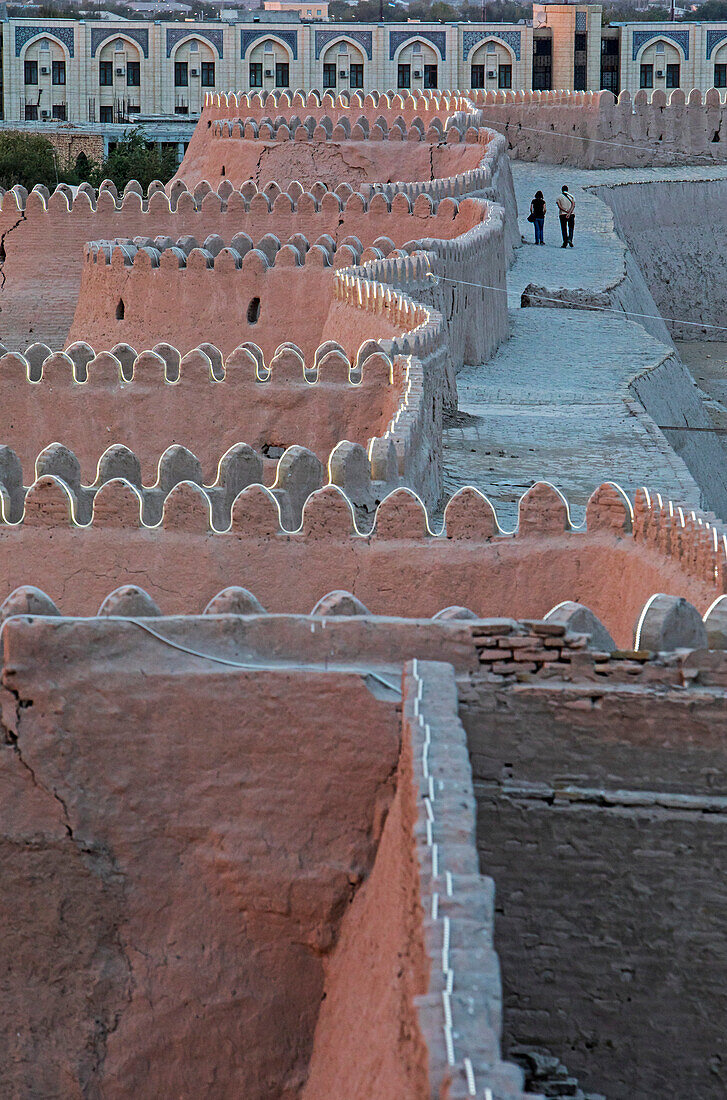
443;162;727;526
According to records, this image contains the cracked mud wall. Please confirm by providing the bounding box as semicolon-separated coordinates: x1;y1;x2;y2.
175;137;484;195
0;617;400;1097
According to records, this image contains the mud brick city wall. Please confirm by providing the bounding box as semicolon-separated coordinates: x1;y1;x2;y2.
457;621;727;1100
0;616;401;1098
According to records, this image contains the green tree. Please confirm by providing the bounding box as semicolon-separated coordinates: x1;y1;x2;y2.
99;128;178;192
0;132;64;192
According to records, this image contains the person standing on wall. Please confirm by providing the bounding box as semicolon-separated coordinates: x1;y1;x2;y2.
529;190;546;245
557;185;575;248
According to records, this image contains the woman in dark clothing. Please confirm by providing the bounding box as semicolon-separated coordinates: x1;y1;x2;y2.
530;190;546;245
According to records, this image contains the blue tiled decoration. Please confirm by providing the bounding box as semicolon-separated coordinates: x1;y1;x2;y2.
389;30;446;61
632;29;690;61
91;27;149;59
15;25;75;57
707;29;727;59
462;29;521;61
166;27;224;59
575;11;587;31
241;28;298;60
314;29;372;60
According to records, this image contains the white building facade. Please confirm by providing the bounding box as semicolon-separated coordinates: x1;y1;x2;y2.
4;8;727;128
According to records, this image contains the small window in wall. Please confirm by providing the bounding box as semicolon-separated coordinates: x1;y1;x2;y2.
498;64;512;89
99;60;113;86
640;64;653;89
247;297;260;324
201;61;215;88
24;103;38;120
52;103;67;120
52;60;66;86
127;61;140;87
175;61;188;87
471;64;485;89
116;299;125;320
100;105;113;123
275;62;289;88
715;63;727;88
398;64;411;89
249;62;263;88
424;64;438;89
666;63;680;89
350;63;363;89
24;60;38;85
323;62;336;89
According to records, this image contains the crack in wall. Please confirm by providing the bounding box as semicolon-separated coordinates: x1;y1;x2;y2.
2;684;74;839
0;209;27;299
0;681;135;1088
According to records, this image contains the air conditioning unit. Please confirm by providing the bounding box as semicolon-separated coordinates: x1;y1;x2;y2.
656;69;664;77
487;70;496;78
116;67;124;76
413;70;421;78
190;68;199;77
339;69;347;78
40;66;49;75
265;69;273;77
41;110;49;118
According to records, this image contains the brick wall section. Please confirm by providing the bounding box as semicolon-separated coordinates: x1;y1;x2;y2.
8;127;104;165
458;620;727;1100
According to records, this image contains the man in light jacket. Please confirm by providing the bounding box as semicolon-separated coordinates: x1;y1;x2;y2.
557;185;575;248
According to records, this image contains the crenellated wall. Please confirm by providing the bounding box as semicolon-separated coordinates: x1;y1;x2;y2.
470;87;727;168
0;479;724;647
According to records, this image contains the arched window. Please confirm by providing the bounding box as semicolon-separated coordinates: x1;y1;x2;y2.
116;299;125;320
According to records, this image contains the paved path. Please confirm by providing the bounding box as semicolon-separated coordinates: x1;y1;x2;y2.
442;162;707;527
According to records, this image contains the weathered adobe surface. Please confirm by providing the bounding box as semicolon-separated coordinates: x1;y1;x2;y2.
0;349;404;481
177;135;484;194
595;176;727;341
0;617;400;1098
458;625;727;1099
472;87;727;168
0;619;527;1099
0;481;720;649
0;188;481;351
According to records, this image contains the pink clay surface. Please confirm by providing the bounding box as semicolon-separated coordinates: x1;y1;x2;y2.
0;618;400;1097
176;134;483;191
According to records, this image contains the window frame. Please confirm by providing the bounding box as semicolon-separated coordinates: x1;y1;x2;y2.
174;61;189;88
323;62;336;89
99;60;113;86
274;61;289;88
666;62;680;89
498;63;512;90
99;104;114;123
423;64;438;89
201;61;215;88
470;64;485;89
397;63;411;89
715;63;727;89
640;63;654;89
126;60;140;87
249;61;263;88
24;59;38;85
52;60;65;86
349;62;363;89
